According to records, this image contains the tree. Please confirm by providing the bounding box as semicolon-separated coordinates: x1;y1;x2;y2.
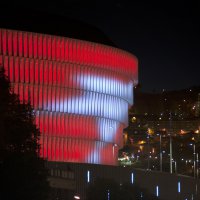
0;67;50;200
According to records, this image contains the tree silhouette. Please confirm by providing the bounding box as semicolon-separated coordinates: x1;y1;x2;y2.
0;67;50;200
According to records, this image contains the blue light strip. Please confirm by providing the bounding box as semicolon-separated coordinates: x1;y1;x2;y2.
156;186;159;197
107;189;110;200
87;170;90;183
131;172;134;184
178;181;181;193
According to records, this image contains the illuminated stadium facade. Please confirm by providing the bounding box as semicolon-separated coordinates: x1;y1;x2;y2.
0;29;138;165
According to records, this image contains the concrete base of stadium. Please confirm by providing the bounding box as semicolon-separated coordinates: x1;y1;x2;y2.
47;162;200;200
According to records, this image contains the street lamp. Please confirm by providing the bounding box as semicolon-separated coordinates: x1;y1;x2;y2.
169;134;173;174
197;153;199;179
147;134;150;170
157;133;162;172
169;112;173;174
159;134;162;172
190;143;196;178
174;160;177;174
193;144;196;179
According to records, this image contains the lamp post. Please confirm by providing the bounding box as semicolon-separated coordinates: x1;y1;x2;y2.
159;134;162;172
174;160;177;174
193;144;196;179
190;143;196;178
147;133;150;170
169;135;173;174
169;112;173;174
197;153;199;179
157;133;162;172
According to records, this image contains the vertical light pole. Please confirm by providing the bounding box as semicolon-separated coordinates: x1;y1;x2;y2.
159;134;162;172
197;153;199;179
194;152;198;200
174;160;177;174
190;143;196;178
169;112;173;174
193;144;196;179
147;133;150;170
170;135;173;174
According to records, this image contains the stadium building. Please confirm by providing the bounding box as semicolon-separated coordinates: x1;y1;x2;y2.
0;28;138;166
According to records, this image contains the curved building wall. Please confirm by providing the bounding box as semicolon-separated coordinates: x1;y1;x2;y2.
0;29;138;165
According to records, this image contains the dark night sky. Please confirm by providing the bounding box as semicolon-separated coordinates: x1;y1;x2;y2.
2;1;200;92
52;1;200;92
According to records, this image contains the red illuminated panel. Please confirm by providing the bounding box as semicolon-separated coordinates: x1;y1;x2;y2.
56;38;61;61
0;31;2;55
19;58;24;83
42;35;47;59
18;32;23;57
23;32;28;57
60;38;64;61
52;37;56;60
3;56;9;77
25;58;29;83
38;34;42;59
8;31;12;56
28;33;33;58
2;30;7;55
